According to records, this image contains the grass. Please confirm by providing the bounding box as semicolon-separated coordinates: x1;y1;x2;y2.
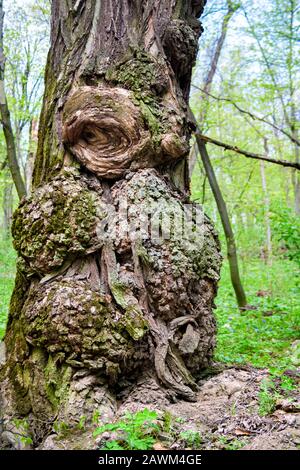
215;258;300;372
0;236;299;374
0;237;16;338
94;408;159;450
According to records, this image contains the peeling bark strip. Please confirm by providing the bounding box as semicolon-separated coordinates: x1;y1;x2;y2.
0;1;222;449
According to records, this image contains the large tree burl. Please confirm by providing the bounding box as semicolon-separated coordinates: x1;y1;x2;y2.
12;159;221;402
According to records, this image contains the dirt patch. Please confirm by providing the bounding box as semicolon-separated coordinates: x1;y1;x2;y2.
117;366;300;450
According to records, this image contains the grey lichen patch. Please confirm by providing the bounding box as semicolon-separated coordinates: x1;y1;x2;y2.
21;278;149;379
44;354;73;409
12;169;106;276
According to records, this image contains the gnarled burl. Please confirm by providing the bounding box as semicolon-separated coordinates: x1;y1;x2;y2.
0;0;221;449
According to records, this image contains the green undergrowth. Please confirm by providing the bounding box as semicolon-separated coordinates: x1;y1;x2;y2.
94;409;159;450
215;258;300;372
0;237;16;338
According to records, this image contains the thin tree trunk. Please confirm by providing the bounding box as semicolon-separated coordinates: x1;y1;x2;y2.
0;1;26;199
260;139;272;265
25;119;38;195
2;171;13;237
189;0;238;173
195;133;247;308
0;0;222;450
188;1;246;308
291;126;300;215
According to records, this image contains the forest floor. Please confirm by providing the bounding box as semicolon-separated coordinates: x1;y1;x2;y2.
40;366;300;451
115;365;300;451
0;238;299;450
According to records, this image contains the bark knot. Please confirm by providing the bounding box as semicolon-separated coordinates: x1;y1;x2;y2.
62;86;188;178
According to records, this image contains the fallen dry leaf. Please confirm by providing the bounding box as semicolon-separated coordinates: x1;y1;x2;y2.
153;442;168;450
234;428;253;436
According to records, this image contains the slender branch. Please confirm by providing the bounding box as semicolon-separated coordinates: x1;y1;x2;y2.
196;133;300;171
191;84;300;147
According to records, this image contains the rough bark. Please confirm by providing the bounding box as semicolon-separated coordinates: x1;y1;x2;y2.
0;0;221;450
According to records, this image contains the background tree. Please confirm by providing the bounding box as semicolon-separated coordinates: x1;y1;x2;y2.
0;0;49;232
189;0;247;308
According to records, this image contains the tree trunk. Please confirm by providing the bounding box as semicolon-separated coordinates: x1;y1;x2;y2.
25;119;39;195
2;171;13;237
189;0;238;173
260;139;272;265
0;1;26;200
0;0;221;450
195;135;247;309
291;129;300;215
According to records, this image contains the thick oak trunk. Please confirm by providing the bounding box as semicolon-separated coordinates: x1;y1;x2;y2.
0;0;221;449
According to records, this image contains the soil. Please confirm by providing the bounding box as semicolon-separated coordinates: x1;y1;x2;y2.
37;365;300;450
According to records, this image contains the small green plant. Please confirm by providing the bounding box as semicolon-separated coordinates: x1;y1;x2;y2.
20;436;33;446
162;411;173;433
218;436;248;450
93;408;159;450
179;430;202;449
230;402;237;416
279;375;296;392
77;415;86;430
92;410;101;425
258;378;278;416
175;417;186;424
53;420;70;436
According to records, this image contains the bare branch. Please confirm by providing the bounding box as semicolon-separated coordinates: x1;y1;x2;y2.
196;133;300;171
192;84;300;147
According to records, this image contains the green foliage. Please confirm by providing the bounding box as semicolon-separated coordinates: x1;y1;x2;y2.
270;206;300;267
162;410;173;433
92;410;101;425
258;378;278;416
53;420;70;437
0;238;16;339
215;258;300;371
279;375;297;393
77;415;87;431
93;409;159;451
217;435;248;450
19;436;33;446
179;430;202;449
